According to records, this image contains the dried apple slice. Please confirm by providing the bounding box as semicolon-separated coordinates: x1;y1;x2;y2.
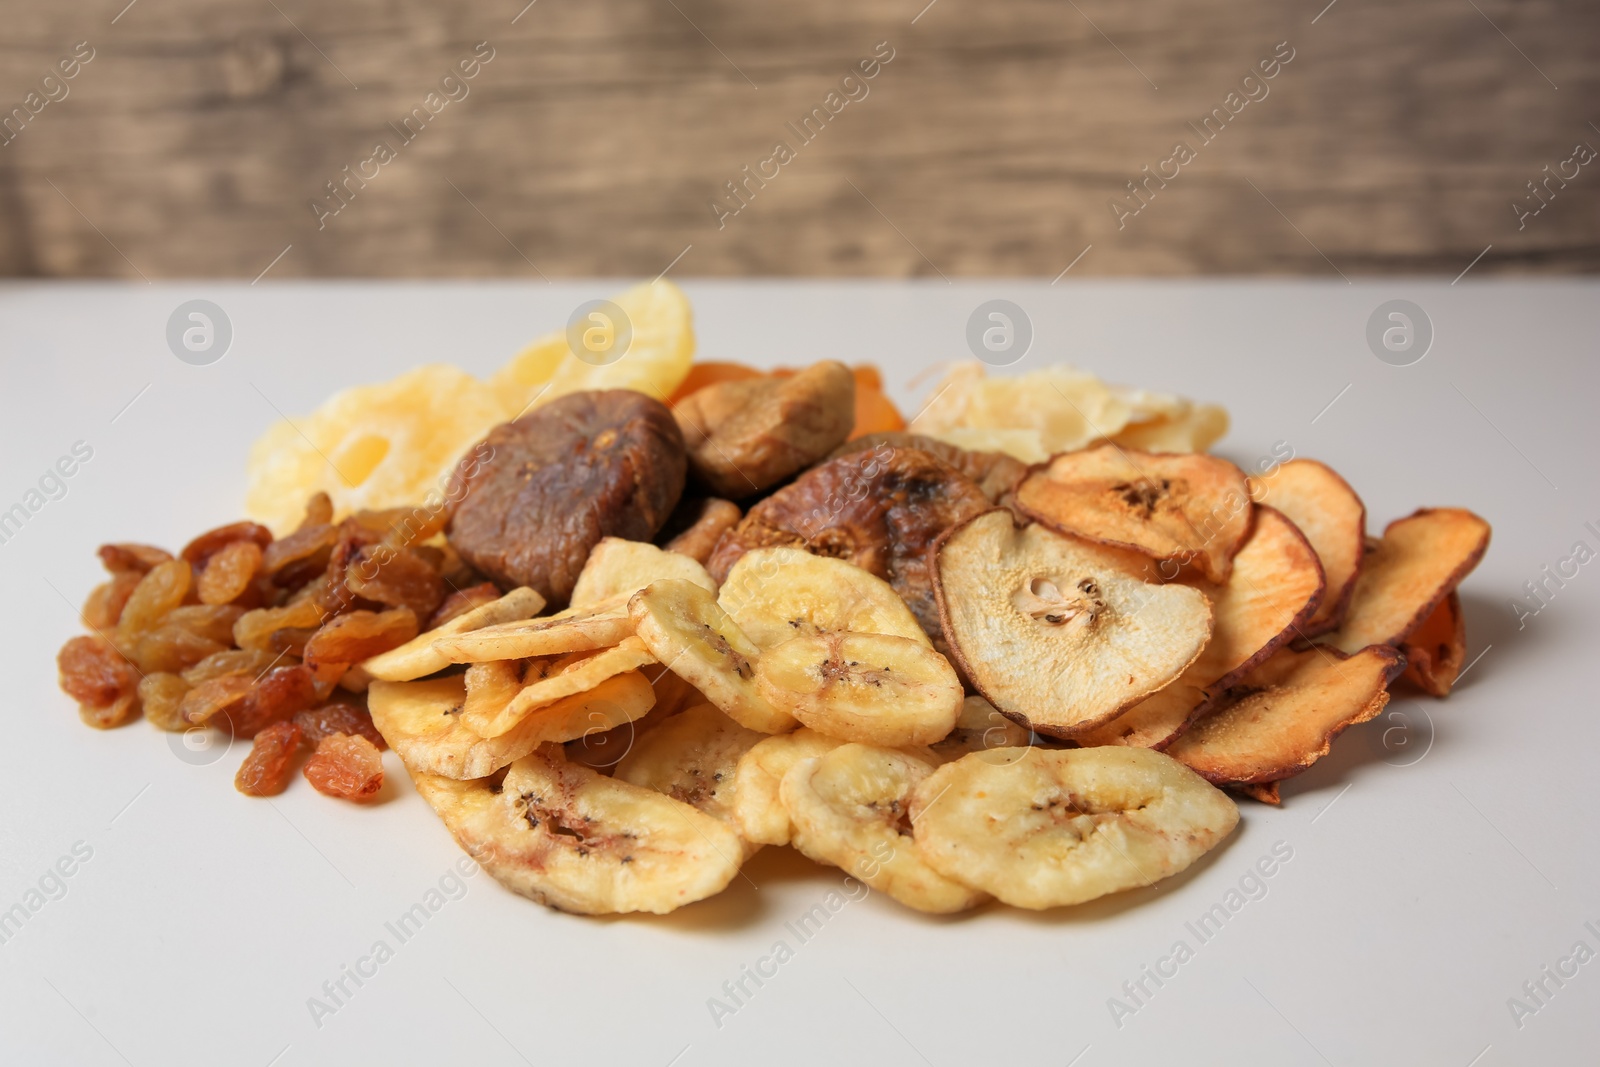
431;595;633;664
361;587;546;681
1332;507;1490;654
568;537;718;610
1398;590;1466;697
412;744;743;915
1076;505;1324;749
461;638;656;738
1166;644;1403;786
1248;459;1366;635
933;510;1213;739
1015;444;1252;583
717;546;930;650
370;671;655;779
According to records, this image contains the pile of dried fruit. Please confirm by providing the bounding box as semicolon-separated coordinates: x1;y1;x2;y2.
58;285;1489;917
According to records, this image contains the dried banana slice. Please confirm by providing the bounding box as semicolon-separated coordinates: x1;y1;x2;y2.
616;703;765;833
628;579;795;733
732;728;844;845
362;587;546;681
431;595;633;664
569;537;718;610
781;743;987;914
717;546;931;650
370;671;654;780
910;747;1238;909
461;637;656;738
412;744;743;915
755;632;962;747
929;695;1033;764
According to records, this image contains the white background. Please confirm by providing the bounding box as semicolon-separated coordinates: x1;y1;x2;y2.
0;281;1595;1066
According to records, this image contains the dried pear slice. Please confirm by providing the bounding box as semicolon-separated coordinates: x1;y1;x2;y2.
933;510;1213;739
362;587;546;681
461;638;655;738
1076;505;1324;749
1015;444;1253;583
431;595;633;664
1332;507;1490;653
717;546;930;650
371;671;654;780
754;632;962;747
412;745;743;915
781;744;987;914
569;537;718;610
909;747;1239;909
1248;459;1366;635
1399;590;1466;697
628;579;795;733
615;703;766;831
1166;644;1403;786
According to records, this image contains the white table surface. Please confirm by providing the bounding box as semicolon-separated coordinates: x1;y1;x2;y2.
1;280;1595;1067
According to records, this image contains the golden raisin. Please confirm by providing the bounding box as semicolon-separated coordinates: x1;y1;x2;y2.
302;608;418;671
231;665;320;737
58;635;139;709
182;648;278;686
138;672;193;732
295;702;386;750
133;625;228;674
98;543;172;575
179;521;273;567
198;541;263;605
304;734;384;800
82;571;142;631
179;672;255;728
234;599;325;651
117;559;193;637
235;721;304;796
345;546;446;620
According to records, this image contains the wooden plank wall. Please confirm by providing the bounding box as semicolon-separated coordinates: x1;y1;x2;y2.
0;0;1595;278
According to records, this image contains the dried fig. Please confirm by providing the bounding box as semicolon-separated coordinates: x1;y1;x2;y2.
673;361;855;498
830;432;1027;504
706;444;990;642
448;390;686;606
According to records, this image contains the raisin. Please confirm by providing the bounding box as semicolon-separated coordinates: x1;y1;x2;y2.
295;701;386;750
198;540;263;605
235;721;305;796
79;691;139;730
58;635;139;709
302;608;418;671
182;648;279;686
313;521;383;618
179;521;273;567
304;733;384;800
98;543;172;575
706;446;991;643
345;546;446;620
138;672;193;732
116;559;192;637
233;598;325;651
82;571;142;631
232;665;320;737
298;492;335;529
166;604;247;645
428;581;501;628
179;672;255;727
133;625;228;674
261;521;338;588
447;390;686;607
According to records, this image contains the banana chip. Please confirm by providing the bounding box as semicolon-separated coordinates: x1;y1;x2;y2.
628;579;795;733
461;638;655;738
412;744;742;915
370;671;654;780
782;744;987;914
616;703;765;834
718;547;930;650
929;695;1033;763
570;537;718;610
910;747;1238;909
755;632;962;747
731;728;844;846
1167;644;1403;786
432;596;633;664
362;587;547;682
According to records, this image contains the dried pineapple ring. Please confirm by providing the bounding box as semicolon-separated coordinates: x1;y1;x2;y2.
628;579;795;734
245;364;508;535
755;632;962;747
781;743;986;914
909;747;1238;909
413;744;743;915
718;547;930;650
615;703;765;833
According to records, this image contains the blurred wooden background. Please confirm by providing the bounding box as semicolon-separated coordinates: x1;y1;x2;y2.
0;0;1595;278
